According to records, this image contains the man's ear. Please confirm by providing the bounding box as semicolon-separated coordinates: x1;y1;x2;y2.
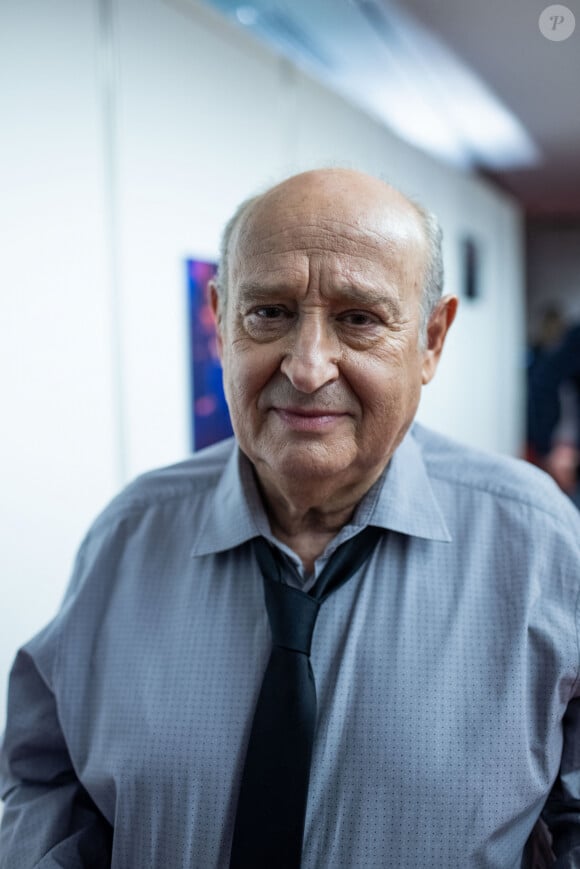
421;295;459;385
208;280;224;363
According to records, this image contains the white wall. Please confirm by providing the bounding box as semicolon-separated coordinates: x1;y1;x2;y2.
0;0;120;731
0;0;525;730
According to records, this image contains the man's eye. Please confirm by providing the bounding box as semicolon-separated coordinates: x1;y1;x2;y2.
341;312;378;327
254;306;288;320
244;307;292;333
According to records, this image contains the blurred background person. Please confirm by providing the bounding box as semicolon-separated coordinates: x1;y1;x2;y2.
527;311;580;507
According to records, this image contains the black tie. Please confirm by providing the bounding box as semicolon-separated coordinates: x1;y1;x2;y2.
229;525;383;869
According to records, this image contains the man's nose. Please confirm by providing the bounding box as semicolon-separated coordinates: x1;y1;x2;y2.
280;313;340;394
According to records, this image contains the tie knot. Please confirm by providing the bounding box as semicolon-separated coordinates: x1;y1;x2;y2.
264;580;320;656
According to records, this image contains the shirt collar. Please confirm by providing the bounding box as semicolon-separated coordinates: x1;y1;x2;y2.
190;424;451;558
368;426;452;542
190;443;271;557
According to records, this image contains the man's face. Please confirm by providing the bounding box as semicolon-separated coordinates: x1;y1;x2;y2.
212;172;440;489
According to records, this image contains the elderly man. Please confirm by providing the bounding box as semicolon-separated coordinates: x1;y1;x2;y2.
1;169;580;868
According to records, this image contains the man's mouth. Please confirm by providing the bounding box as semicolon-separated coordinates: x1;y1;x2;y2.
272;407;348;431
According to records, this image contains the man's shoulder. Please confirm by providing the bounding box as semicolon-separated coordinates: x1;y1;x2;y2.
92;437;237;534
56;438;239;608
412;423;573;524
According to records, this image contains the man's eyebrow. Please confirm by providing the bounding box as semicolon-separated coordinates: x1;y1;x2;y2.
333;286;400;311
237;285;286;305
238;283;402;314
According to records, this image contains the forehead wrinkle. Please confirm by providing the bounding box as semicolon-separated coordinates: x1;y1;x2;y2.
242;218;413;257
314;214;423;249
232;204;425;316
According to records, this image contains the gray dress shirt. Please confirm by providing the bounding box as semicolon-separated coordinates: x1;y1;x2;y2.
2;423;580;868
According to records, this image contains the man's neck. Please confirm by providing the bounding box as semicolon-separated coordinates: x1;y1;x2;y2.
268;508;354;576
252;462;387;571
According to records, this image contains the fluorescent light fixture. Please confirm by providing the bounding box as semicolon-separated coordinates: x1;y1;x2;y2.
202;0;541;171
349;0;541;170
235;5;258;26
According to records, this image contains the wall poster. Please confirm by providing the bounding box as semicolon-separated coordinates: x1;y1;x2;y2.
186;258;233;451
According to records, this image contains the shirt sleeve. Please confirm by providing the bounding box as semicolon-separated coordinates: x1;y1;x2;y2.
541;695;580;868
0;646;113;868
533;489;580;867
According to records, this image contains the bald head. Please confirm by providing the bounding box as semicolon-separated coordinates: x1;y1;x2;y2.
215;168;444;342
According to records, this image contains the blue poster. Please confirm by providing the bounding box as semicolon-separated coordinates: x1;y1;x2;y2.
186;258;233;451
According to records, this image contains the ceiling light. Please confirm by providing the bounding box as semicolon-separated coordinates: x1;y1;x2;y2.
235;5;258;26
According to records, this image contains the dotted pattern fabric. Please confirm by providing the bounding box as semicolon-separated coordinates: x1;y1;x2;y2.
1;423;580;868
